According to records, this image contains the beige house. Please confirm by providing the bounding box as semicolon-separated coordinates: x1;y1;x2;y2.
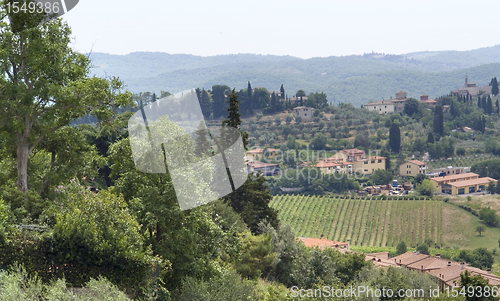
246;148;279;160
352;156;386;175
451;76;492;97
419;95;437;109
431;173;479;193
362;100;395;114
399;160;428;176
315;149;385;176
291;106;315;122
442;177;497;195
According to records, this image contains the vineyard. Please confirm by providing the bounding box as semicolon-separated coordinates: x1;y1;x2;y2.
270;195;443;248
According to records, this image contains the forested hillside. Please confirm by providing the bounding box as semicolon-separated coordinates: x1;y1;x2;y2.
90;45;500;107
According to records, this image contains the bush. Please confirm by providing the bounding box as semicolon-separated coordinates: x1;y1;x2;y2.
0;264;130;301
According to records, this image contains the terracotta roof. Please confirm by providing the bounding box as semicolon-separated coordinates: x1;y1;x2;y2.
365;256;400;267
431;173;479;183
299;237;348;250
448;177;497;188
247;161;278;168
407;160;426;166
420;99;437;103
366;252;390;260
392;252;430;266
316;161;342;168
341;149;365;156
406;256;459;271
246;148;279;154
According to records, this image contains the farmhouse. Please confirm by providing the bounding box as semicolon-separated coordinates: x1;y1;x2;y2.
362;99;395;114
291;106;315;122
431;173;479;193
451;76;492;97
399;160;428;176
315;149;385;176
246;148;279;160
363;92;438;114
246;161;279;176
443;177;497;195
419;95;437;109
371;251;500;290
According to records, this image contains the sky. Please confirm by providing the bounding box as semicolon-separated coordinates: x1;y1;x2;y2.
62;0;500;59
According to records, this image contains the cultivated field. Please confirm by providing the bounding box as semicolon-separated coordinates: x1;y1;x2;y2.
270;195;443;248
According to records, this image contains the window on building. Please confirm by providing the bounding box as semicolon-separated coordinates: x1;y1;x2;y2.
371;160;375;163
378;160;382;163
364;161;368;164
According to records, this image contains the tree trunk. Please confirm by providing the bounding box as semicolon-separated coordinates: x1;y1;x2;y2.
16;138;30;193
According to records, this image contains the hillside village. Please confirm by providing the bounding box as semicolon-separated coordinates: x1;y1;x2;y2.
234;76;500;292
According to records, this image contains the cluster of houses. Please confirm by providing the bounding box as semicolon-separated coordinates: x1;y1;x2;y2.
363;91;437;114
363;77;490;115
370;251;500;290
314;149;386;176
300;237;500;290
245;146;497;195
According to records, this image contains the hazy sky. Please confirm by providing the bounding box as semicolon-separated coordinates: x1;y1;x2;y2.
63;0;500;59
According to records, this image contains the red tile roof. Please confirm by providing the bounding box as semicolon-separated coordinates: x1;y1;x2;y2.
407;160;426;166
448;177;497;188
392;252;430;266
432;173;479;183
316;161;342;168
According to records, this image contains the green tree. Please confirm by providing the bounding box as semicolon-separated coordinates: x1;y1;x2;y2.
225;173;279;234
491;77;499;96
49;183;161;293
404;98;419;116
381;149;391;171
222;88;249;149
433;105;444;136
371;169;393;185
427;132;435;144
389;120;401;153
396;241;407;255
459;269;497;301
235;232;275;280
479;207;498;226
476;225;486;236
417;179;436;197
416;244;429;255
309;133;327;150
487;181;496;194
0;12;131;193
286;135;296;150
296;90;306;98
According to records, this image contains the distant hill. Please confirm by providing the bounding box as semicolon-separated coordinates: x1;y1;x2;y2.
88;45;500;107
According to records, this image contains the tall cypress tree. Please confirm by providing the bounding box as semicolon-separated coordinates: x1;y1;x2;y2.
247;81;252;101
433;106;444;136
478;96;482;108
427;132;435;144
482;96;487;110
222;88;249;149
496;99;499;114
389;120;401;153
222;89;279;234
491;77;499;96
280;84;285;99
487;96;493;114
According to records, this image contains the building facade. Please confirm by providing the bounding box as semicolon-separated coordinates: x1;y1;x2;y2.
399;160;428;176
